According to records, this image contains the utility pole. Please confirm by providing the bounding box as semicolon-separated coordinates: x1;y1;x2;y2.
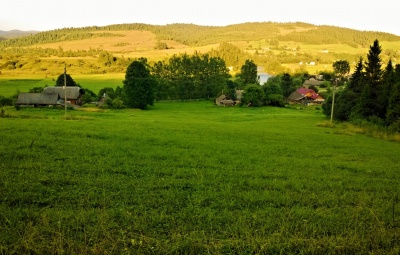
64;63;67;116
330;78;338;122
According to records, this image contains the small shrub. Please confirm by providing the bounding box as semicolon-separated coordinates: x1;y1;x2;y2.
0;95;13;106
111;98;125;109
316;121;335;128
388;120;400;133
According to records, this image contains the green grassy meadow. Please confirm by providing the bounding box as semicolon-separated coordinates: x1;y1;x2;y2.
1;102;400;254
0;74;125;97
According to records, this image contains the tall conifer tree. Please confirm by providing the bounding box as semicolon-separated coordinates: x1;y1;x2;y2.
363;39;383;117
379;59;396;118
348;57;364;94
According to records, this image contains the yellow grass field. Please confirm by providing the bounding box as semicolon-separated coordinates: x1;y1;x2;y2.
28;30;218;62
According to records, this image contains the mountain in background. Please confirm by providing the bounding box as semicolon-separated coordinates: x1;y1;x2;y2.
2;22;400;48
0;30;39;39
0;22;399;75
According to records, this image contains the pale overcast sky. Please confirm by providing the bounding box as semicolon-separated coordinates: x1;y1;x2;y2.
1;0;400;35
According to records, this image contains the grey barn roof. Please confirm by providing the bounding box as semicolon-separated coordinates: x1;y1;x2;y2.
303;78;323;87
288;91;305;101
42;86;83;100
16;93;59;105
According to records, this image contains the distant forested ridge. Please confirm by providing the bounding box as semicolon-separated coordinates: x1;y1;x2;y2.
0;31;124;48
1;22;399;48
277;26;400;48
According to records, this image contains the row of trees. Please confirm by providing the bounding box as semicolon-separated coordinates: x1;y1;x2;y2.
324;40;400;130
102;57;325;110
0;32;122;48
101;57;291;109
151;53;230;101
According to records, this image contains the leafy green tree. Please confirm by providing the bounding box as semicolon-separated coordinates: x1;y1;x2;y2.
281;73;294;98
226;80;239;100
98;51;116;67
308;85;319;93
265;76;281;88
151;53;229;101
154;41;168;50
332;60;350;79
263;83;283;106
98;87;116;100
292;77;303;88
152;61;171;101
241;84;265;107
55;73;77;87
81;88;97;104
29;87;46;93
331;89;359;121
240;59;258;85
111;98;125;109
123;60;156;109
0;95;13;106
115;86;124;98
330;60;350;121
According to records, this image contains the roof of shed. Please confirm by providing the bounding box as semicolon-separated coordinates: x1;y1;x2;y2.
16;93;59;105
42;86;83;100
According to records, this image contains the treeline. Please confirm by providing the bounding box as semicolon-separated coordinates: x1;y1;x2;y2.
0;47;105;58
2;22;399;48
277;26;400;48
0;31;124;48
323;40;400;132
151;53;230;101
0;47;130;73
208;42;286;74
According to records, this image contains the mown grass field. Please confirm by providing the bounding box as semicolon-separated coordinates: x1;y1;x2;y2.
1;102;400;254
0;74;125;97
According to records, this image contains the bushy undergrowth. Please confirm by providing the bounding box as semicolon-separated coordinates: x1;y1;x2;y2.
1;102;399;254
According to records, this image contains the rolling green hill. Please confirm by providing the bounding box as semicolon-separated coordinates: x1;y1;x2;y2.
0;22;399;75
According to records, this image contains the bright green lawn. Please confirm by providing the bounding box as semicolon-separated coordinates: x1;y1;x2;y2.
0;102;399;254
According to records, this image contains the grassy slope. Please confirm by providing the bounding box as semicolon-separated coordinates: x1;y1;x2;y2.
1;102;399;254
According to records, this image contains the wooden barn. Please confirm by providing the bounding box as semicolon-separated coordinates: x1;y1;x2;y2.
16;93;59;106
42;86;84;106
215;94;235;106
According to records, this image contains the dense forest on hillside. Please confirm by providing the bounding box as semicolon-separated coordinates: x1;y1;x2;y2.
1;22;400;76
277;26;400;47
1;22;399;48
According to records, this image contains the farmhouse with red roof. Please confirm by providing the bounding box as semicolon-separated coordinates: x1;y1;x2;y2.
288;87;325;105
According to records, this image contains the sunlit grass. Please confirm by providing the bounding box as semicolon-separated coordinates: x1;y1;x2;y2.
0;73;125;97
1;101;399;254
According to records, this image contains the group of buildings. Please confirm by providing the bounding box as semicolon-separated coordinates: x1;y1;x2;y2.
216;77;325;106
16;78;325;108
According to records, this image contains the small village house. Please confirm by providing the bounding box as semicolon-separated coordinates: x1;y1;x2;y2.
302;78;324;88
16;86;84;107
42;86;84;106
288;87;324;105
16;93;59;106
